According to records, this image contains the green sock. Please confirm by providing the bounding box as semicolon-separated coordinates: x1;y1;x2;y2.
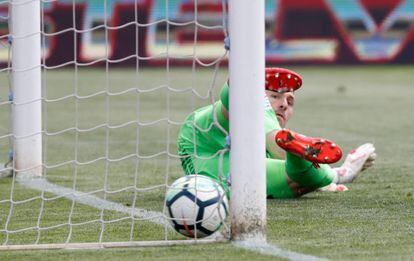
285;152;335;189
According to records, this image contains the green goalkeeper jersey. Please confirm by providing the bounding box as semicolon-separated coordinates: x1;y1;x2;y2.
177;83;281;189
177;82;335;199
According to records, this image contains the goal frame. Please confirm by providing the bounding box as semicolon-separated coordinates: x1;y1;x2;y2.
2;0;266;249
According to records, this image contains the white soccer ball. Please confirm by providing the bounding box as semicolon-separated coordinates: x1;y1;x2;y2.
165;175;229;238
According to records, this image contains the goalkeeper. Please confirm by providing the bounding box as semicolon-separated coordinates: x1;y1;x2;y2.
177;68;376;198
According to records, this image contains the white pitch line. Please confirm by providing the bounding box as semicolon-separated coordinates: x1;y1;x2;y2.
17;176;327;260
17;176;168;226
233;240;328;261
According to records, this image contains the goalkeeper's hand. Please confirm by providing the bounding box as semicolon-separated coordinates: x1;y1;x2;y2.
334;143;376;184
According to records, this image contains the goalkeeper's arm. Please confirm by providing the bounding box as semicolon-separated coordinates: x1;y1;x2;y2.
266;129;286;160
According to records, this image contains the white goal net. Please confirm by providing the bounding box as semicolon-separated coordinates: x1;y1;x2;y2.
0;0;265;249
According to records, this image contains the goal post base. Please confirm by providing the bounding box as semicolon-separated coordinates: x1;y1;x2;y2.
14;165;43;179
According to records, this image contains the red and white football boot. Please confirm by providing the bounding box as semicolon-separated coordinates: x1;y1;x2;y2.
275;129;343;168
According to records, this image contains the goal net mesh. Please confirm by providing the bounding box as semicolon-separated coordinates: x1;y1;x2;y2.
0;0;230;246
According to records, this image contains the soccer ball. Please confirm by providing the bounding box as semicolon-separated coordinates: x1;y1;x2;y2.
165;175;229;238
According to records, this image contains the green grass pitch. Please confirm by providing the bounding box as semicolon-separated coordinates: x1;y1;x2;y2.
0;65;413;260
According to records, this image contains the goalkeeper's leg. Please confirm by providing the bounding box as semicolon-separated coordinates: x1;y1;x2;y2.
268;129;341;197
266;155;336;198
274;129;377;193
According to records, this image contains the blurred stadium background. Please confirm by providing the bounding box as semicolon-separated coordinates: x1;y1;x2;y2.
1;0;413;67
0;0;413;260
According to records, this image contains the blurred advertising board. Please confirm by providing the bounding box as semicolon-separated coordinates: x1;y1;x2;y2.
0;0;413;66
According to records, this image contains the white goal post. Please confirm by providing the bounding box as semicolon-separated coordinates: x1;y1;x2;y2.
10;0;42;177
229;0;266;241
1;0;266;249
